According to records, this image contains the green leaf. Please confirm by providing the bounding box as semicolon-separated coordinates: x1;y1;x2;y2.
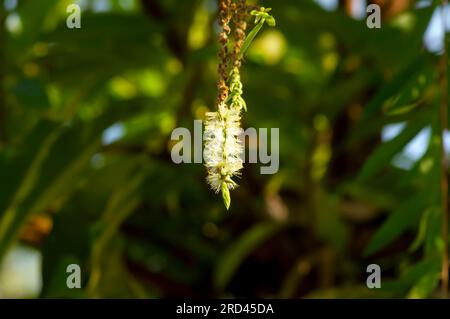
0;120;56;216
40;157;145;297
407;270;440;298
364;194;427;257
87;162;148;295
358;119;427;181
381;257;440;294
214;222;284;289
408;208;432;253
0;121;104;258
0;125;62;258
363;56;430;119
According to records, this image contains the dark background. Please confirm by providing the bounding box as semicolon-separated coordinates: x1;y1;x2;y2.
0;0;449;299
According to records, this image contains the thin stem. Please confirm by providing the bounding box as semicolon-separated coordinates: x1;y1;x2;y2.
0;6;6;147
439;0;449;298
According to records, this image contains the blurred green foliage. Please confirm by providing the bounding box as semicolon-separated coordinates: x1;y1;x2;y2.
0;0;449;299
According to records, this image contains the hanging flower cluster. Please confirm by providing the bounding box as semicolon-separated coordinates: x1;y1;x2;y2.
204;1;275;209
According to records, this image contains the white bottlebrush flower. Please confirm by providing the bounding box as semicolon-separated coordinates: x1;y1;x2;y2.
204;6;275;209
204;102;243;208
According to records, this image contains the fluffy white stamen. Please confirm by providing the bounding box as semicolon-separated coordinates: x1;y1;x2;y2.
204;103;243;194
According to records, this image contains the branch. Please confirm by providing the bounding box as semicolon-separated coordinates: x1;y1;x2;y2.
439;0;449;298
0;7;6;147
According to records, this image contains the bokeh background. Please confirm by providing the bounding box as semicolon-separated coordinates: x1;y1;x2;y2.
0;0;449;298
